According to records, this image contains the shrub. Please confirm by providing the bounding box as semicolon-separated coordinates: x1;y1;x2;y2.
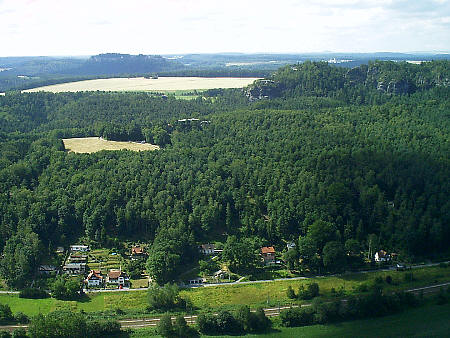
287;286;296;299
197;311;242;335
173;314;199;337
280;307;314;327
157;313;173;338
197;313;219;335
385;275;392;284
0;304;14;324
148;283;188;311
299;282;320;300
19;288;50;299
13;312;29;324
86;319;121;337
0;332;11;338
11;328;27;338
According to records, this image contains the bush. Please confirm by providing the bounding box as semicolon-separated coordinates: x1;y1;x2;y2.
51;276;81;300
197;311;242;335
0;304;14;324
197;314;219;335
298;282;320;300
0;332;11;338
87;319;121;336
157;313;173;338
12;328;27;338
280;307;314;327
173;314;199;337
287;286;296;299
148;283;188;311
235;305;271;333
13;312;29;324
385;275;392;284
19;288;50;299
28;311;88;338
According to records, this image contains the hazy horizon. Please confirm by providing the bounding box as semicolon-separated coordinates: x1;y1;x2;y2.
1;0;449;57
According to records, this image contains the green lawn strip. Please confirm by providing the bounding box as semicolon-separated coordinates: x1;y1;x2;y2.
1;266;448;317
180;265;450;311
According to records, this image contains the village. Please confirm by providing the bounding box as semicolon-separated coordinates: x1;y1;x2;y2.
36;241;401;291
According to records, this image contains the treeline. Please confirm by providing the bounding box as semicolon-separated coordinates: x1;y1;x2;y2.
0;61;448;288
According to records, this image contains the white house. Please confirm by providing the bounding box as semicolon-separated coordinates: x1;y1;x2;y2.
85;270;103;287
374;250;390;262
70;245;89;252
107;270;129;287
63;263;86;275
199;244;215;255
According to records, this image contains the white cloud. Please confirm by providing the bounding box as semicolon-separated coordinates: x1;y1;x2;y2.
0;0;449;56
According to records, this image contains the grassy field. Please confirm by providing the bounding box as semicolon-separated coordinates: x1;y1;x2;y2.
63;137;159;153
23;77;259;93
0;265;448;317
180;265;450;311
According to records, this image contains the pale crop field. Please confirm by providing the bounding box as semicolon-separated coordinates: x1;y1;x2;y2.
23;76;259;93
63;137;159;153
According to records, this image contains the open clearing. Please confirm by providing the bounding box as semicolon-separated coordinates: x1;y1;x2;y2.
23;77;259;93
63;137;159;153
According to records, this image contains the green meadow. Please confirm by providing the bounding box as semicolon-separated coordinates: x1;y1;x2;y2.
0;265;448;317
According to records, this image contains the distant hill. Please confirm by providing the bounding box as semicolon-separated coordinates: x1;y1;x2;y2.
69;53;184;75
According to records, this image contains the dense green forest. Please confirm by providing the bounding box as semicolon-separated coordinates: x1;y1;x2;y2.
0;61;449;287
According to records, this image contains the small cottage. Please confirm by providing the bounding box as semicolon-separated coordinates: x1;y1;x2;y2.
374;250;390;262
107;269;129;287
131;246;147;259
70;245;89;252
261;246;276;265
199;244;215;255
85;270;103;287
63;263;86;275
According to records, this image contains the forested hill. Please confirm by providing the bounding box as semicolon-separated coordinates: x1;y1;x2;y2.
245;60;450;102
69;53;184;75
0;61;449;287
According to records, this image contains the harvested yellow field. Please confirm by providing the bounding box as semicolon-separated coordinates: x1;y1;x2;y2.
63;137;159;153
23;77;259;93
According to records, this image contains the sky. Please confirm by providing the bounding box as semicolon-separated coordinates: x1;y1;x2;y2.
0;0;449;57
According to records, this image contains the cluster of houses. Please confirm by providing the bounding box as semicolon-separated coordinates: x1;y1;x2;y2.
85;269;130;288
58;244;148;289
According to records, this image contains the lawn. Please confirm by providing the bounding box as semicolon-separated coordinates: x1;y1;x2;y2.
180;265;450;311
0;265;448;317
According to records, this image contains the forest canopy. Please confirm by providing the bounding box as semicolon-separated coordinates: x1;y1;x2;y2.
0;61;449;287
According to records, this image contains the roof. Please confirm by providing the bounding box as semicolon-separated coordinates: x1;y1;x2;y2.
261;246;276;254
108;270;127;279
200;244;215;250
86;270;103;280
64;263;86;268
377;250;388;257
131;246;144;254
